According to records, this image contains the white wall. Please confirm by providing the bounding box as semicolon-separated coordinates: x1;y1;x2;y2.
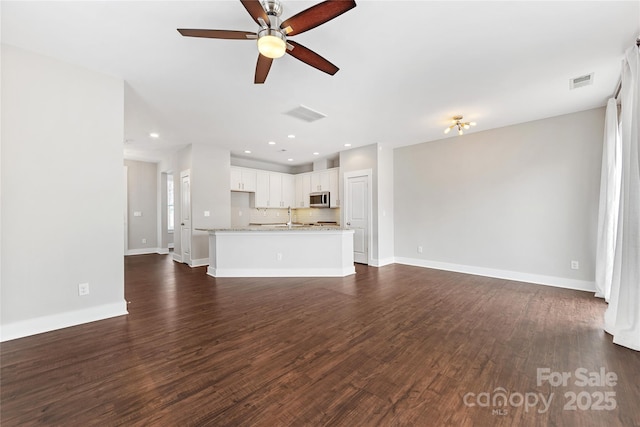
377;145;394;265
124;159;158;253
394;108;604;290
1;45;127;341
340;144;391;264
173;144;230;266
191;144;231;264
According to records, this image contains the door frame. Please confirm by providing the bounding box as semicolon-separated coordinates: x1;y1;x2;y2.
343;169;373;265
179;169;192;265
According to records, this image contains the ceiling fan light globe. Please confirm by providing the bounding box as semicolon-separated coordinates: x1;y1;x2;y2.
444;127;451;134
258;35;286;58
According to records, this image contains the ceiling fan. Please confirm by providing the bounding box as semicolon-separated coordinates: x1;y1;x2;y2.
177;0;356;84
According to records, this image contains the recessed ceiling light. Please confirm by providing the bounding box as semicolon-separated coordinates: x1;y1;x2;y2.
149;132;159;138
313;152;320;155
288;134;295;139
344;143;351;147
287;158;293;162
244;150;251;154
268;141;276;145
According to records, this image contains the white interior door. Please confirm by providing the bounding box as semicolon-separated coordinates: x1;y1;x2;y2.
346;174;369;264
180;171;191;265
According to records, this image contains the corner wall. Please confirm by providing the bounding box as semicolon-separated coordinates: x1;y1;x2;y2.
1;45;127;341
394;108;604;291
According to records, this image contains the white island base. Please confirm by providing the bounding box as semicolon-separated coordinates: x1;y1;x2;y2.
205;228;356;277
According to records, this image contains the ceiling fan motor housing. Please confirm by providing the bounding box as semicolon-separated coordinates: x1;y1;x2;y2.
262;0;283;17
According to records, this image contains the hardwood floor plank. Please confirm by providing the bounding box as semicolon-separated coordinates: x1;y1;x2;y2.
1;255;639;426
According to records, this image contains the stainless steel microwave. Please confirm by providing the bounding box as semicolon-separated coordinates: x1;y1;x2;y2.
310;191;330;208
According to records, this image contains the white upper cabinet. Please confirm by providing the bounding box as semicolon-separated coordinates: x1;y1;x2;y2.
255;170;270;207
232;166;338;209
311;170;331;192
281;174;295;208
328;168;340;207
295;173;311;208
254;171;295;208
230;167;257;192
269;173;282;207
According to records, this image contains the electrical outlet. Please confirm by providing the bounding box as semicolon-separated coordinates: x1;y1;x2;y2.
417;246;423;254
78;283;90;296
571;260;579;270
204;211;210;217
277;253;283;261
142;238;147;244
238;210;243;217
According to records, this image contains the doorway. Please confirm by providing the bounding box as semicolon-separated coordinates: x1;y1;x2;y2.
344;170;372;264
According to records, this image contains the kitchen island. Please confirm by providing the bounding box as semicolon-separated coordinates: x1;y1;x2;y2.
199;226;355;277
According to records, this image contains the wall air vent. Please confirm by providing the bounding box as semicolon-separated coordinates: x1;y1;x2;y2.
284;105;327;123
570;73;594;90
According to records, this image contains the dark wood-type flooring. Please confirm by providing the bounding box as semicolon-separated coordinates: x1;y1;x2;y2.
2;254;639;426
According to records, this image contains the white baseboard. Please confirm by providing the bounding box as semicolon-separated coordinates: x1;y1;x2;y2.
394;257;596;292
172;253;183;263
207;266;356;278
370;257;395;267
191;258;209;267
0;301;128;342
126;248;168;256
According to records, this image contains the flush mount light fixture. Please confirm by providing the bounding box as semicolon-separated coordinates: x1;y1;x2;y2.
268;141;276;145
287;134;295;139
244;150;252;154
149;132;160;138
287;158;293;162
344;143;351;147
313;152;320;155
444;115;476;136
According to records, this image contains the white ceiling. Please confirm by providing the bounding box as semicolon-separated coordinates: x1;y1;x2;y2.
2;1;638;166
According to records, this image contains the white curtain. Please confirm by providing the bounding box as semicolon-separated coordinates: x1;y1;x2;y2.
604;44;640;351
595;98;621;301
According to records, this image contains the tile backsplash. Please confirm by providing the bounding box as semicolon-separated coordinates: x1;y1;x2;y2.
231;192;340;227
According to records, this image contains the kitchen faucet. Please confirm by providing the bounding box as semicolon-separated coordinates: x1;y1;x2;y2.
287;206;292;228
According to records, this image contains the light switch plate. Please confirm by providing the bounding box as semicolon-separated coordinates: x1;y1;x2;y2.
204;211;210;217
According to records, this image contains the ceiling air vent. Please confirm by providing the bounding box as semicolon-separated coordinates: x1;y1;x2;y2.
284;105;327;123
570;73;594;90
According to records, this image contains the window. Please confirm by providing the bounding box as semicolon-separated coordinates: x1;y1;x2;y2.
167;174;174;231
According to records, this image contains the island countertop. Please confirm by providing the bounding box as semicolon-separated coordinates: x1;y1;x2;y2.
196;225;351;232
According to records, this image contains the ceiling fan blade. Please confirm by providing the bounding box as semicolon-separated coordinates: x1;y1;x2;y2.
286;40;339;75
240;0;269;26
255;54;273;84
280;0;356;36
177;29;257;40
